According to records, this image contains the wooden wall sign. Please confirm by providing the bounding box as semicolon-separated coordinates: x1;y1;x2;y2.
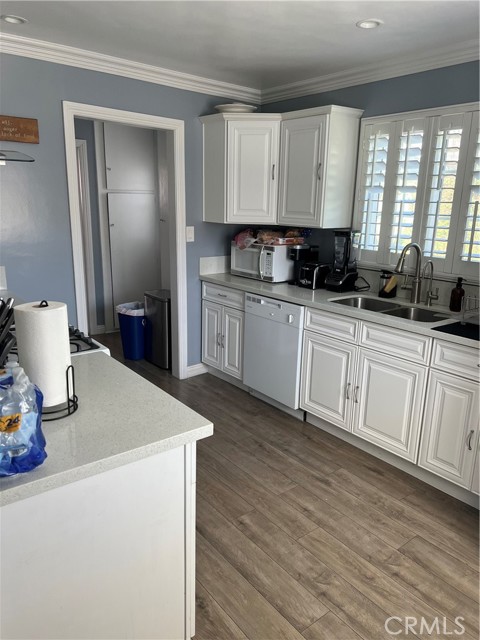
0;115;39;144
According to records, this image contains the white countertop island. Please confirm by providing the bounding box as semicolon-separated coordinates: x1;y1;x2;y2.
1;352;213;640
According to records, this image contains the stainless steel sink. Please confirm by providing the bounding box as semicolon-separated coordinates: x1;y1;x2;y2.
331;297;401;312
382;307;450;323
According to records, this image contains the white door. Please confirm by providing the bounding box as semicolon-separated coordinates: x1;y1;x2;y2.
419;370;479;488
278;115;326;227
202;301;222;370
226;120;279;224
104;122;156;191
300;331;356;431
108;193;162;327
352;350;427;461
222;308;244;380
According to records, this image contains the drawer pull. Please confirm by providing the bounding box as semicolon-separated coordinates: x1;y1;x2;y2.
354;385;359;404
217;293;227;298
216;332;222;347
346;382;351;400
467;430;475;451
317;162;322;180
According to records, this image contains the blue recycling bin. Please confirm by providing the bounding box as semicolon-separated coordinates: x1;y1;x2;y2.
116;302;145;360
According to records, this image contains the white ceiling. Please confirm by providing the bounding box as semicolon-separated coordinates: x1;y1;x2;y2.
0;1;478;101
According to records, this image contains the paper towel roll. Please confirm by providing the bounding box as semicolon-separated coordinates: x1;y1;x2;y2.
14;301;72;408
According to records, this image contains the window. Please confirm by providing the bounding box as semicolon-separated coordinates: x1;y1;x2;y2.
354;103;479;280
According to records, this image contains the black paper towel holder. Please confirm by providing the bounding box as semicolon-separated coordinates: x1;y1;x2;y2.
42;365;78;421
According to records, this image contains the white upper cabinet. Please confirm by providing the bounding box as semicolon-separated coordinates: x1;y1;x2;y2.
201;114;281;224
201;106;362;226
278;106;363;228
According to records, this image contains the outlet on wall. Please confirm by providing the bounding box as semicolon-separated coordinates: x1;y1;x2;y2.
186;226;195;242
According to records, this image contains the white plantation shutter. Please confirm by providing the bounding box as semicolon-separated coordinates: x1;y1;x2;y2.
354;122;396;264
420;112;472;273
453;111;480;277
353;103;479;281
385;119;427;265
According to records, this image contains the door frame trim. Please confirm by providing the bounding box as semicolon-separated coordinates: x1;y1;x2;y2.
75;139;105;335
63;101;188;379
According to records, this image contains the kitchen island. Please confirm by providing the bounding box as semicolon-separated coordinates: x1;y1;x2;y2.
0;352;213;640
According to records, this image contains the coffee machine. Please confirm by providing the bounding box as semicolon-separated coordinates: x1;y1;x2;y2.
288;244;318;286
325;230;359;292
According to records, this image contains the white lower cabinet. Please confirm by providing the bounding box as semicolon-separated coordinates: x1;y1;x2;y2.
301;331;356;431
471;443;480;495
419;370;479;489
301;313;428;463
352;349;427;462
202;300;244;380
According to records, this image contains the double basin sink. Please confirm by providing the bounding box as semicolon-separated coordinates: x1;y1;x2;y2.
331;296;448;322
331;296;479;341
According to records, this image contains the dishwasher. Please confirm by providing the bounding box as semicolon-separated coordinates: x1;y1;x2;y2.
244;293;305;410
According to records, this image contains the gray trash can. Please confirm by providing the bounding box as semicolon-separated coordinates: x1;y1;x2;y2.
144;289;171;370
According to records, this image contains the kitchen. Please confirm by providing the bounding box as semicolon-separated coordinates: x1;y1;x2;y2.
0;2;479;639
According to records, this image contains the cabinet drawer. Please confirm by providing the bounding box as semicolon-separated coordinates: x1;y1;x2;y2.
431;339;480;380
305;308;359;343
202;283;244;309
360;322;431;365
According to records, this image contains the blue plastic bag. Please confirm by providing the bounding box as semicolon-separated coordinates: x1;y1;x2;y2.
0;366;47;476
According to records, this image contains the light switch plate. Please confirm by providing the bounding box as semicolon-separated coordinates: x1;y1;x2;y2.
186;226;195;242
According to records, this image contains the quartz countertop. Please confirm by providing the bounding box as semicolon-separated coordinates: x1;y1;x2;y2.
0;353;213;506
201;273;479;349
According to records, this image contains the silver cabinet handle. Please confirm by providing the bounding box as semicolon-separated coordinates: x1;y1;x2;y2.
317;162;322;180
346;382;351;400
467;429;475;451
221;334;225;348
353;385;359;404
216;332;222;347
217;293;227;298
272;164;275;180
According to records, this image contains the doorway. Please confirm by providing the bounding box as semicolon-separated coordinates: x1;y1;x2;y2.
63;102;188;379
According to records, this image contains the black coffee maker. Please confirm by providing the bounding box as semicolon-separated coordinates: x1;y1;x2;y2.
325;230;359;292
288;244;319;286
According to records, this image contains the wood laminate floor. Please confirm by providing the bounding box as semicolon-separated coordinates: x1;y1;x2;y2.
97;333;479;640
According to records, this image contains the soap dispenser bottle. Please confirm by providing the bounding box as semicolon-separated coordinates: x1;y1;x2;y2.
449;277;465;312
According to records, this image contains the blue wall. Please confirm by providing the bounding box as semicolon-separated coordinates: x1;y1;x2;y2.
0;54;239;365
262;61;479;115
0;54;478;366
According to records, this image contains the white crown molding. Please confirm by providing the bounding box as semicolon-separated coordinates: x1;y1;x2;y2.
261;40;480;104
0;33;261;104
1;33;477;106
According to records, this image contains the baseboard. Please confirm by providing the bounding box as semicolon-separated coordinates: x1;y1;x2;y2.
306;413;480;508
186;363;208;377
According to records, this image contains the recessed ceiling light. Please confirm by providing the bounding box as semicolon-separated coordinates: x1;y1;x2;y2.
1;14;28;25
356;18;384;29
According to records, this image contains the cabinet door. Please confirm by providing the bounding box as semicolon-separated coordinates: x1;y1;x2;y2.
352;350;427;461
300;331;356;431
419;371;479;489
226;121;279;224
471;440;480;495
202;301;222;370
222;308;244;380
278;116;326;227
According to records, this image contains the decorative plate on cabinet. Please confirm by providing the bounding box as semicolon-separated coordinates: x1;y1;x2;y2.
214;103;257;113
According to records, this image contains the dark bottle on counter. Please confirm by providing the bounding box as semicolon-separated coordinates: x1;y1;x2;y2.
449;277;465;312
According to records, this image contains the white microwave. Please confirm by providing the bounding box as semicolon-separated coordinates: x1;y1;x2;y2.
230;242;294;282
